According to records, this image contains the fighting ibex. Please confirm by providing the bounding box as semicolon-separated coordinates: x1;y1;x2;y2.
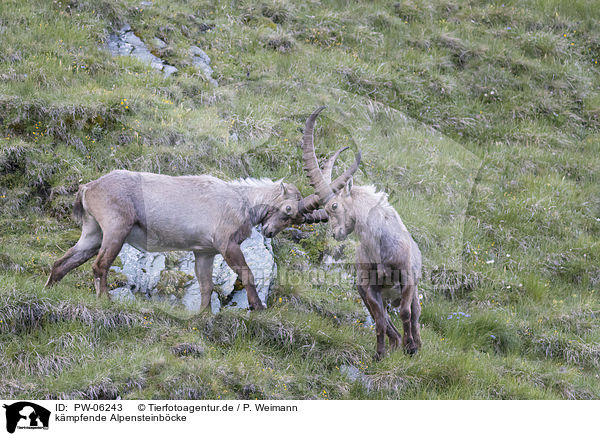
46;170;327;310
301;107;422;357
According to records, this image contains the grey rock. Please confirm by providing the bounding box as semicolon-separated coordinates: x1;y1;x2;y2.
140;1;153;6
151;37;167;50
109;286;136;302
237;227;276;306
194;60;217;86
340;365;371;391
175;253;195;276
340;364;362;382
150;59;164;71
229;289;251;309
189;46;211;64
106;24;177;78
121;30;144;47
112;244;165;295
107;34;132;56
136;48;162;65
162;65;179;78
211;256;237;298
189;45;218;86
112;227;275;312
181;284;221;314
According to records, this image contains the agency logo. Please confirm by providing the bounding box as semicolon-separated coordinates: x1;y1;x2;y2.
2;402;50;434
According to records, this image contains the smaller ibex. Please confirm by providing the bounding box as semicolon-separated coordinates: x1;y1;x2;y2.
46;170;327;310
301;107;422;357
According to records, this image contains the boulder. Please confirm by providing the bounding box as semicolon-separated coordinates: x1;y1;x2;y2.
151;37;167;50
111;228;276;313
189;45;218;86
106;24;177;78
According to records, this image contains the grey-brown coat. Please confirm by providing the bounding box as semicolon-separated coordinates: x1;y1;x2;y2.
46;170;326;310
300;107;422;357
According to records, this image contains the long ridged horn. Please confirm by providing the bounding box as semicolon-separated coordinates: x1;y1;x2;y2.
297;193;321;214
302;106;336;205
302;209;329;224
298;146;347;213
321;146;349;184
330;149;362;193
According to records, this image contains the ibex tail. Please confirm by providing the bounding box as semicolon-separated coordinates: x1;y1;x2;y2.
72;184;87;225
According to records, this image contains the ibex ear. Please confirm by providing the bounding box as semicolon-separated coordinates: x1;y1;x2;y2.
279;181;288;197
343;177;353;197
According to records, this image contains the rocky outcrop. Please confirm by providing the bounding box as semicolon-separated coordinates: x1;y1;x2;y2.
189;46;218;86
106;24;178;77
110;228;276;313
106;25;217;85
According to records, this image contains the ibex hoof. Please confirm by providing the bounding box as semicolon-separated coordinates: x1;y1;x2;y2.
250;302;266;311
405;344;419;356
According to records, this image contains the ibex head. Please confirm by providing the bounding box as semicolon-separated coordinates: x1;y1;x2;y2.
261;181;328;238
299;106;361;241
323;177;355;241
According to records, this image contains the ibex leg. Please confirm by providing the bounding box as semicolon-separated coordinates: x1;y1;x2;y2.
92;224;132;298
399;281;418;355
223;241;265;310
411;290;422;348
46;214;102;286
357;260;388;359
194;252;215;310
374;290;402;350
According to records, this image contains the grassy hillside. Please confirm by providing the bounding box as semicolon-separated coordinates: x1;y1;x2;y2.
0;0;599;399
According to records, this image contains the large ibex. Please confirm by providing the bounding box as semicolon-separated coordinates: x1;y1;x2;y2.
300;107;422;357
46;170;327;310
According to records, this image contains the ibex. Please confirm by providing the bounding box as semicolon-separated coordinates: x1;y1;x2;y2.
46;170;327;310
300;107;423;357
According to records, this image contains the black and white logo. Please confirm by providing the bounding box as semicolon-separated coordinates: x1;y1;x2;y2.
3;402;50;433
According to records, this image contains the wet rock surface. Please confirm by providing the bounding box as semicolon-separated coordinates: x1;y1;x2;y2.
110;228;276;313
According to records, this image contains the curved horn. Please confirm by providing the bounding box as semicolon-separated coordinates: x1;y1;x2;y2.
330;149;362;193
302;106;335;205
302;209;329;224
321;146;349;184
297;193;321;215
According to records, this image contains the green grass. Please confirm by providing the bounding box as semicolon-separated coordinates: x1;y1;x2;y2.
0;0;599;399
